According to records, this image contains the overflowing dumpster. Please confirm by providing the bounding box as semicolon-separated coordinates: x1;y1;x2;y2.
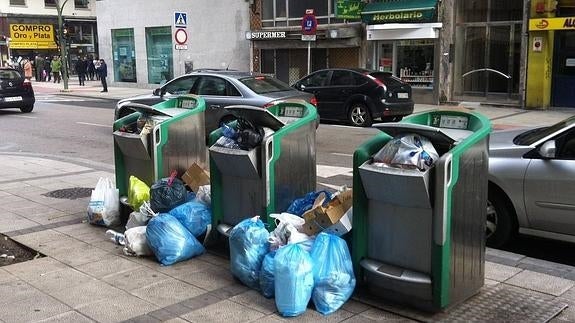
352;110;491;311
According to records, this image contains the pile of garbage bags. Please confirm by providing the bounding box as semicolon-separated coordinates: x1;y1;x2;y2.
228;188;356;317
91;172;212;266
213;119;265;151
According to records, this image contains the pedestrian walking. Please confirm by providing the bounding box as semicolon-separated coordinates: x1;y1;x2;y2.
75;57;87;86
44;57;52;82
94;59;101;81
87;59;95;81
51;56;62;83
97;59;108;92
34;55;44;82
23;59;33;81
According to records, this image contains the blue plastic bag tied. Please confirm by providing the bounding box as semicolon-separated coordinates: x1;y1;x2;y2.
146;213;205;266
168;201;212;237
286;190;332;216
229;217;270;290
259;251;276;298
310;232;356;315
275;243;314;317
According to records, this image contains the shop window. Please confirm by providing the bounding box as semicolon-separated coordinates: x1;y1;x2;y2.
489;0;522;21
44;0;56;7
397;40;435;89
457;0;522;23
112;28;137;83
10;0;26;6
74;0;89;9
262;0;333;27
145;26;173;85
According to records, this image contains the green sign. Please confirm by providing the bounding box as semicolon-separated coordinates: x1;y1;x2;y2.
335;0;365;19
363;9;436;24
360;0;438;24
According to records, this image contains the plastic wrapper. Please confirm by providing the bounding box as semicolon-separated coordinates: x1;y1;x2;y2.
128;176;150;210
146;213;205;266
229;216;270;290
275;243;314;317
194;185;211;207
215;136;241;149
268;213;311;251
310;233;356;315
87;177;120;227
372;133;438;171
259;251;276;298
168;201;212;237
150;175;187;213
123;226;153;256
286;190;332;216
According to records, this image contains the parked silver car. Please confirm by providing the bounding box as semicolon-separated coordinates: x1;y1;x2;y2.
487;115;575;247
115;71;314;137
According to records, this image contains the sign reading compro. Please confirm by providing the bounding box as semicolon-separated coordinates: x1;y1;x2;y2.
529;17;575;31
9;24;57;49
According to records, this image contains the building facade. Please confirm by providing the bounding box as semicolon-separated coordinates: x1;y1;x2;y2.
95;0;250;87
1;0;98;73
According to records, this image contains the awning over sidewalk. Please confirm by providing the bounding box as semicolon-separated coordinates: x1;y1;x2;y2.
361;0;438;24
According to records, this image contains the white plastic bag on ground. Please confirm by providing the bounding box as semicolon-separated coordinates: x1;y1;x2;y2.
373;133;438;171
194;185;211;206
123;226;153;256
268;213;311;251
87;177;120;227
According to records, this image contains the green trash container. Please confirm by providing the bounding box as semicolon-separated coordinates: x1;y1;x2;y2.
113;95;207;207
352;110;491;312
208;102;317;235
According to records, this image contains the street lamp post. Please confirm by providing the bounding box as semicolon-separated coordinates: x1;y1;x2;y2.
56;0;70;90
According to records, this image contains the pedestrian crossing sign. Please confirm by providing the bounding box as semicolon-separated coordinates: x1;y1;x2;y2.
174;12;187;28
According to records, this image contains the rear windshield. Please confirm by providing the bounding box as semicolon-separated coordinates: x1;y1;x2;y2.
370;72;404;87
0;70;21;80
240;76;293;94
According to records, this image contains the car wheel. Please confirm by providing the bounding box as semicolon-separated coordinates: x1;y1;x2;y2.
20;105;33;113
348;103;372;127
486;190;517;248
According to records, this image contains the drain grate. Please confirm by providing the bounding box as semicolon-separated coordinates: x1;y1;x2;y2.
43;187;93;200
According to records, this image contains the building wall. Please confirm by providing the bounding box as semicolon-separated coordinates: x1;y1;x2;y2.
1;0;96;17
95;0;250;87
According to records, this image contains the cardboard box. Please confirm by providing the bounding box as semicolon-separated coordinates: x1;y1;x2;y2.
324;207;353;236
300;189;352;236
181;163;210;192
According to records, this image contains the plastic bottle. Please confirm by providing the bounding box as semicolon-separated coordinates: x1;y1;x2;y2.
105;230;126;245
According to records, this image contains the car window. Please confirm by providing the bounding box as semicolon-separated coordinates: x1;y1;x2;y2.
163;76;199;95
299;71;329;87
370;72;404;87
196;76;230;96
240;76;293;94
557;129;575;159
330;71;357;86
514;116;575;145
0;70;21;80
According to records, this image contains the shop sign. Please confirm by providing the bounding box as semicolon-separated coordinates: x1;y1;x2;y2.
363;10;435;24
335;0;365;19
9;24;57;49
529;17;575;30
245;31;286;40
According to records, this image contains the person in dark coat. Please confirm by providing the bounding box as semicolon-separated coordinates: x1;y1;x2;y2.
75;57;87;86
44;57;52;82
97;59;108;92
87;59;95;81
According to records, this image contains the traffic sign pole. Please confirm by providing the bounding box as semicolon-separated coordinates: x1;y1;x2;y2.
301;9;317;75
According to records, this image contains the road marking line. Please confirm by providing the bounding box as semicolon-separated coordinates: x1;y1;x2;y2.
316;164;352;178
331;152;353;157
76;122;112;128
10;115;37;119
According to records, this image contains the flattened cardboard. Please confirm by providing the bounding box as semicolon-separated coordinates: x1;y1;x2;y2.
301;189;353;236
182;163;210;192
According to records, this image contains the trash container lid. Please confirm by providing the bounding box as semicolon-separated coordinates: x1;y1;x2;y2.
373;123;473;144
117;102;174;117
226;105;285;131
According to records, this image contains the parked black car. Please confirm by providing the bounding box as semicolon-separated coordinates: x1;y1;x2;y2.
115;70;314;137
292;68;414;127
0;67;35;113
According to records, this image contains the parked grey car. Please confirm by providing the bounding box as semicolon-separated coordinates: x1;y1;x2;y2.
487;115;575;247
115;71;314;137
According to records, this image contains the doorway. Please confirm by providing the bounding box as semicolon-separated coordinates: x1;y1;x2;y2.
552;31;575;108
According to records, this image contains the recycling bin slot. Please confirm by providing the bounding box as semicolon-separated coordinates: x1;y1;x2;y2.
209;145;261;179
113;130;151;161
358;163;431;209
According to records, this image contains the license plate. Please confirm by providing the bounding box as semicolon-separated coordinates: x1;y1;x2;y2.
397;93;409;99
4;96;22;102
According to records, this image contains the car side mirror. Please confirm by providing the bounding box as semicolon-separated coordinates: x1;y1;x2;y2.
153;88;166;96
539;140;556;158
297;83;305;90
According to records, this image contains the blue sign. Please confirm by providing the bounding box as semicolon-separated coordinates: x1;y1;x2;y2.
174;12;187;28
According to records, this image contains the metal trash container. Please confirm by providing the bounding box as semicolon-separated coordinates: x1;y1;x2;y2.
352;110;491;311
209;101;317;235
113;95;207;206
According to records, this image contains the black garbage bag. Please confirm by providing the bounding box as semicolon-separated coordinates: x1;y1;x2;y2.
150;173;187;213
236;118;264;150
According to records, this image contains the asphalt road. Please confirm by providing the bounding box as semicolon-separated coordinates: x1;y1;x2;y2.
1;96;575;266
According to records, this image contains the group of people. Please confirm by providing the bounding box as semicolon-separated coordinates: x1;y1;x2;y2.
74;57;108;92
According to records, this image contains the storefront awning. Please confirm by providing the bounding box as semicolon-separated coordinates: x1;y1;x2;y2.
361;0;438;24
366;23;442;40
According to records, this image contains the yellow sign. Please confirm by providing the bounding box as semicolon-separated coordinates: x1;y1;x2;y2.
529;17;575;31
9;24;57;49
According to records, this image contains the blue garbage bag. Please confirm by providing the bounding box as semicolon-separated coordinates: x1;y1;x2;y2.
229;217;270;290
168;201;211;237
259;251;276;298
275;244;314;317
146;213;205;266
310;232;356;315
286;190;332;216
